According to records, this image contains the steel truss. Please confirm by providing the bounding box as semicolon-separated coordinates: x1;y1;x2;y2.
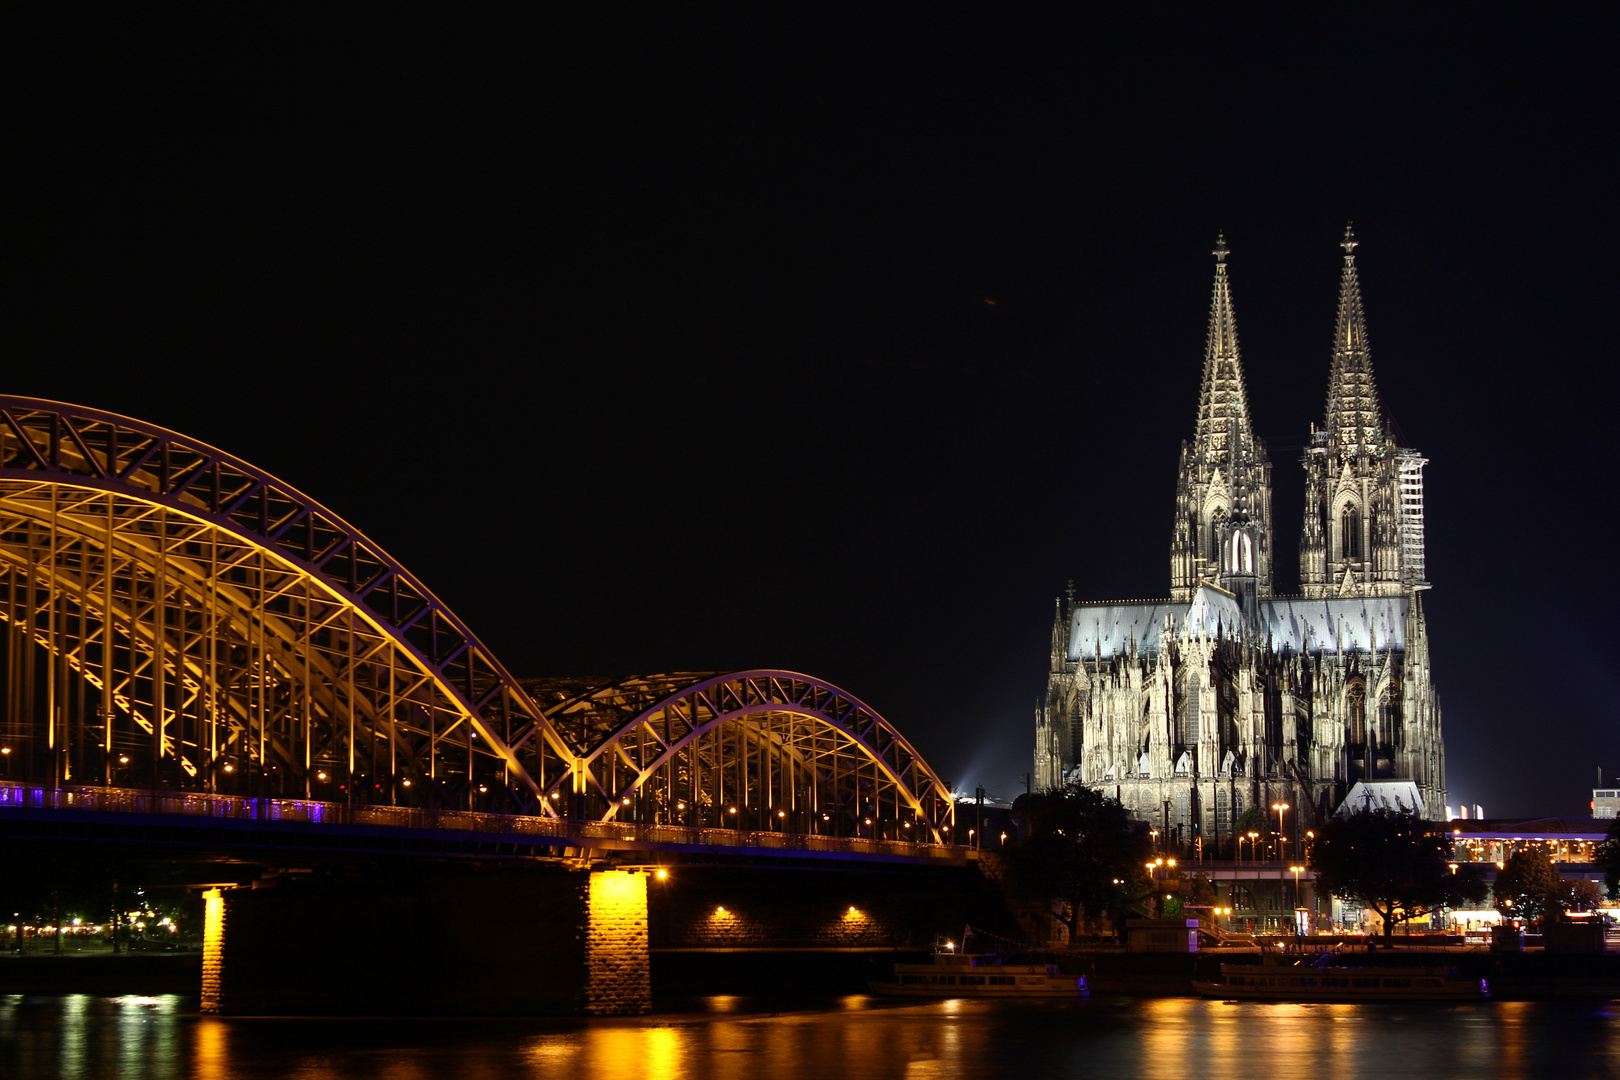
534;672;955;842
0;399;956;840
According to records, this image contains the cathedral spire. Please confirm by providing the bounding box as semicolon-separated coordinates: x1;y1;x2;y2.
1324;223;1383;452
1194;233;1256;462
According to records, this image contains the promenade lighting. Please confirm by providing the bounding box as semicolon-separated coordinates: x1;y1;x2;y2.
1273;804;1290;931
1246;831;1259;864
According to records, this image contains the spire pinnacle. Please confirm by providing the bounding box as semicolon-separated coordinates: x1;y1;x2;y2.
1324;223;1382;452
1194;234;1255;462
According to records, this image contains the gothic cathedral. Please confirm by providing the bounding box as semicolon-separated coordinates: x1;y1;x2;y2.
1034;228;1445;846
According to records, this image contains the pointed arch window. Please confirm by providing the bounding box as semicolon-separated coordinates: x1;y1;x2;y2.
1378;684;1400;748
1229;530;1253;573
1341;504;1362;561
1347;679;1367;746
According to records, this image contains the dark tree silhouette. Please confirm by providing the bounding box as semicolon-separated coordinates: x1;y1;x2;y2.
1308;809;1460;942
1000;784;1151;942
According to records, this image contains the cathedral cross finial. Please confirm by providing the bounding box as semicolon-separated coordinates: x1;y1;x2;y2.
1341;222;1358;258
1213;232;1229;263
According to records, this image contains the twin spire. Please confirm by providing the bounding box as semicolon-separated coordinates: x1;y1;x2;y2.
1324;223;1384;451
1192;232;1257;463
1194;224;1385;456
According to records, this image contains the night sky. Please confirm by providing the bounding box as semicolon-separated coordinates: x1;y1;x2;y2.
12;10;1618;815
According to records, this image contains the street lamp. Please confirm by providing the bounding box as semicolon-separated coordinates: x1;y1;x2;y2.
1272;804;1290;932
1289;865;1305;932
1246;831;1260;864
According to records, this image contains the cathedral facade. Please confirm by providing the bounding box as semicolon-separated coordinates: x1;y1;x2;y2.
1034;228;1445;848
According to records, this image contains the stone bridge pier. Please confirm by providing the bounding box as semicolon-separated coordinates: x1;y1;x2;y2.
197;860;1003;1015
201;864;652;1016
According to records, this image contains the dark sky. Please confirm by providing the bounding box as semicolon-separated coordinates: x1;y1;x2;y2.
12;9;1618;814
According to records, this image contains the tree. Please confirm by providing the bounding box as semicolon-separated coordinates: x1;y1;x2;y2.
1569;878;1603;912
1308;809;1457;943
1493;849;1569;929
1595;818;1620;899
1000;784;1152;942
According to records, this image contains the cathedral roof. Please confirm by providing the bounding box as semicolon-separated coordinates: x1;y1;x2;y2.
1068;590;1408;661
1335;780;1426;818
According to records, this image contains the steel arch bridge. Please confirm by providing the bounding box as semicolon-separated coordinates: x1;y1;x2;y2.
0;398;955;844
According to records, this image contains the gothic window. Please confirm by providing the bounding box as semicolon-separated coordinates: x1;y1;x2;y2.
1216;789;1231;835
1207;507;1226;564
1341;504;1362;561
1185;678;1201;747
1229;530;1253;573
1347;680;1367;745
1378;684;1400;748
1176;790;1190;834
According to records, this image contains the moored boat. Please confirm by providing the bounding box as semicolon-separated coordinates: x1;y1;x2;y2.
868;950;1088;998
1193;961;1488;1001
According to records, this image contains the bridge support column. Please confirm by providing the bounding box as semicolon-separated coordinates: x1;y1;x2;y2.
198;867;595;1015
584;869;651;1014
201;888;225;1013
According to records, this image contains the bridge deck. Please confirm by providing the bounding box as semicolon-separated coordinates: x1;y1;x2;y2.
0;781;973;866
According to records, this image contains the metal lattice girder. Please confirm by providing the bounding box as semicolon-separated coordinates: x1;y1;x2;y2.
0;398;959;842
0;397;572;812
542;671;957;843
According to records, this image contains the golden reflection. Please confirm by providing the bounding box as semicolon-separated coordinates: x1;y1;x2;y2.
1137;997;1199;1080
1494;999;1531;1076
581;1026;684;1080
192;1018;229;1080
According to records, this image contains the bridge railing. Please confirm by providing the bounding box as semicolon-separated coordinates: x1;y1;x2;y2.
0;781;967;860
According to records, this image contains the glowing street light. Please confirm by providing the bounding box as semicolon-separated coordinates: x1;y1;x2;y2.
1273;804;1291;931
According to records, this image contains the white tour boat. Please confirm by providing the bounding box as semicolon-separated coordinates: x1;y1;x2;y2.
1193;961;1489;1001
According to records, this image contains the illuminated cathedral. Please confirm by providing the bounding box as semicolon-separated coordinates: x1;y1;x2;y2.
1034;228;1445;848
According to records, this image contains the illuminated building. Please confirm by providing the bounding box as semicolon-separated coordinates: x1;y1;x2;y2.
1035;228;1446;842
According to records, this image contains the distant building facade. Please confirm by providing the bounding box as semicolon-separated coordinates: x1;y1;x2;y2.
1035;229;1446;848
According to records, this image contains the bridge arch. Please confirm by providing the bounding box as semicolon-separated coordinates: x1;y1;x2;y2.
534;671;956;843
0;397;571;811
0;398;957;844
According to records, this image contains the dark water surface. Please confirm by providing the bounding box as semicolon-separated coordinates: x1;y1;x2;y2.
4;993;1619;1079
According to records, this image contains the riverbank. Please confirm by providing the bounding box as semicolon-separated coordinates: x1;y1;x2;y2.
6;946;1620;1002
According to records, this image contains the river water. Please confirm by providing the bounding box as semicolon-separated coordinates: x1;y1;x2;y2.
3;993;1618;1079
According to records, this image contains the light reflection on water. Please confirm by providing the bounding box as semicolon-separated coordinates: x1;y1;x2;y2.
1;993;1618;1079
